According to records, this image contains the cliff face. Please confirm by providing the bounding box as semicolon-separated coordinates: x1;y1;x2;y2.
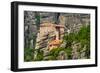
60;13;90;33
24;11;90;61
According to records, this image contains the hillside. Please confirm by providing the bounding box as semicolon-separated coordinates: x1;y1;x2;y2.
24;11;90;62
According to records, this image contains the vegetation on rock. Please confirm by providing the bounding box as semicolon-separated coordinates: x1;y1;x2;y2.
24;25;90;61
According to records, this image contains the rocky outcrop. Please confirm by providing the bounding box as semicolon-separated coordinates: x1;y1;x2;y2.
71;42;81;59
57;51;68;60
60;13;90;33
24;11;90;61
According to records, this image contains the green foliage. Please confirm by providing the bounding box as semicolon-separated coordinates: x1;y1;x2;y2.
65;48;72;59
47;47;72;60
35;13;40;28
77;25;90;44
78;25;90;58
24;48;34;62
24;25;90;61
34;49;44;61
63;33;77;48
48;47;64;59
63;25;90;59
64;25;90;42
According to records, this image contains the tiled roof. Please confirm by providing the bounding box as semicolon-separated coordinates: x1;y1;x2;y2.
49;40;62;45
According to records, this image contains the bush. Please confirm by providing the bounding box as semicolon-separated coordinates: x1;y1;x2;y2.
24;48;34;62
63;25;90;59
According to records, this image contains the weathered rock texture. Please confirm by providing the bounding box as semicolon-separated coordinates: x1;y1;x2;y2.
24;11;90;61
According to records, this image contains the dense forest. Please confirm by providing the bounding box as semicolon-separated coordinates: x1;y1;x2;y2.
24;11;90;62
